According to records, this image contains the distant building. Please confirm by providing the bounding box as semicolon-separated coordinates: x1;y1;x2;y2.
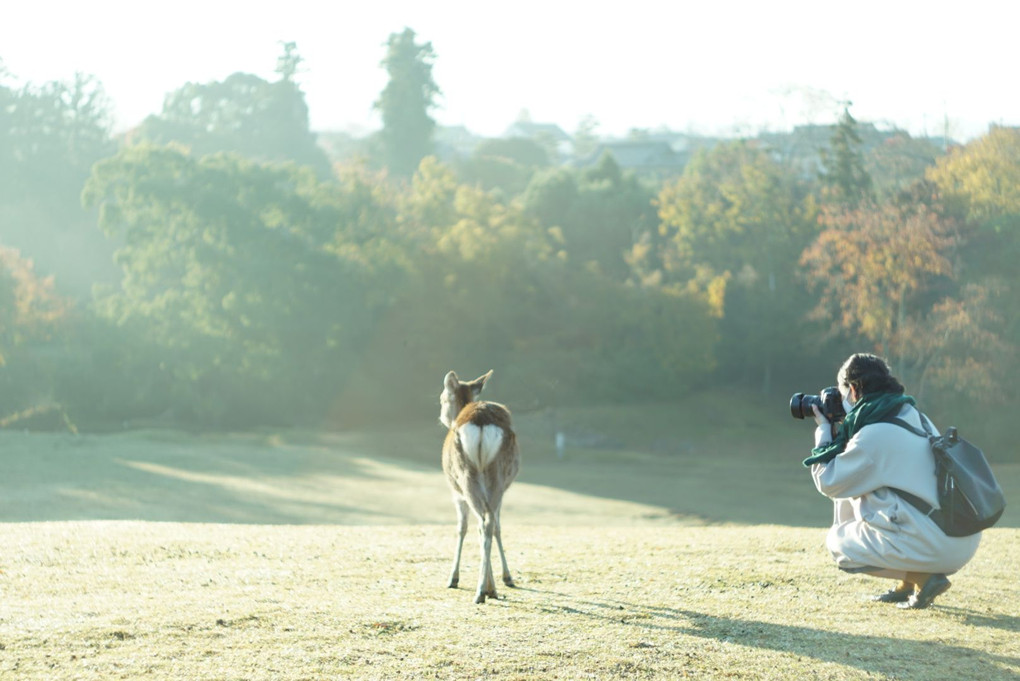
434;125;484;161
502;121;573;159
756;123;953;193
757;125;834;179
575;139;690;178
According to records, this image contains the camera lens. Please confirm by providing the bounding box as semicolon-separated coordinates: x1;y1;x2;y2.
790;393;807;419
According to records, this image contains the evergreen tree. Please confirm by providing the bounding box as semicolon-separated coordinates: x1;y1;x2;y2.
275;41;303;82
820;104;873;207
374;28;441;178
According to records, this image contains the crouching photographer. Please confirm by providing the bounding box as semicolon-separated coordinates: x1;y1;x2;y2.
794;353;981;609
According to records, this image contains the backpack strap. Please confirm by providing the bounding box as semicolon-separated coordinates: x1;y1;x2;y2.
881;413;943;523
892;487;939;520
883;415;934;441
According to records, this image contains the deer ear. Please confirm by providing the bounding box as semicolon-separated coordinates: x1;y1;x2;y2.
444;371;459;393
471;370;493;396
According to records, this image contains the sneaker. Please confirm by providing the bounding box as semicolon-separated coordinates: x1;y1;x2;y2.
872;582;913;603
898;574;951;610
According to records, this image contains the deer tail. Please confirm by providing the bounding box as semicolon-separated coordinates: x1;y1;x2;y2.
457;423;504;472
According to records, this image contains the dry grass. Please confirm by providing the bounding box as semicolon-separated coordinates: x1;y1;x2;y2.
1;522;1017;680
1;401;1018;679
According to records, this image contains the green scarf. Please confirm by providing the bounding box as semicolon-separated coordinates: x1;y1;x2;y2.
802;391;916;467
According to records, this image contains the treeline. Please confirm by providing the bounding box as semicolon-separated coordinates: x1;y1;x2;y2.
1;37;1018;454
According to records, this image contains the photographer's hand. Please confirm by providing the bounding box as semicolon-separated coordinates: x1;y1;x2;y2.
812;405;833;447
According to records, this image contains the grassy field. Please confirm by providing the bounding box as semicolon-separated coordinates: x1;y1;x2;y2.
1;394;1018;679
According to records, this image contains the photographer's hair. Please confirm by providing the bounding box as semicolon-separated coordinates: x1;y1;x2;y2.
838;353;905;396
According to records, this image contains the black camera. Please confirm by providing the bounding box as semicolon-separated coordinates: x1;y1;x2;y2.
790;386;846;423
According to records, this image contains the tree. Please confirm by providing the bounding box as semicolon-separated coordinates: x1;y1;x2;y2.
797;193;1015;414
521;167;578;242
926;126;1020;226
0;69;118;298
81;145;389;425
572;115;600;159
819;104;873;207
0;246;67;366
864;131;944;200
925;127;1020;343
921;127;1020;424
330;156;717;416
374;28;441;178
0;70;114;204
275;41;304;82
642;141;818;390
802;191;1013;418
0;246;69;420
0;62;13;193
897;281;1012;405
136;44;330;176
522;155;658;279
802;202;956;360
455;137;550;196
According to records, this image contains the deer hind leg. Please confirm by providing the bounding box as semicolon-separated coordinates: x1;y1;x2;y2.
480;514;498;601
494;504;514;587
484;468;514;588
448;497;469;589
463;472;496;603
482;471;513;588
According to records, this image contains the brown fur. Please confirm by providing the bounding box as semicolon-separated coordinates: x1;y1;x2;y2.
440;370;519;603
454;401;514;429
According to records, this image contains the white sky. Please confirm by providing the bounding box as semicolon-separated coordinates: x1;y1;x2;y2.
2;0;1018;141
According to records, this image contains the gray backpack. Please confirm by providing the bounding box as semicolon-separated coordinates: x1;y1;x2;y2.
885;414;1006;537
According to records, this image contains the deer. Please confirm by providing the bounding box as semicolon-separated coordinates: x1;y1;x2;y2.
438;369;520;603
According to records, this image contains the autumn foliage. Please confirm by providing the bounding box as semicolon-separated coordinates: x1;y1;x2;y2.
2;52;1019;450
0;247;67;365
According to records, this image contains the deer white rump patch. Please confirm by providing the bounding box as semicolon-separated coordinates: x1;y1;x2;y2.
458;423;504;471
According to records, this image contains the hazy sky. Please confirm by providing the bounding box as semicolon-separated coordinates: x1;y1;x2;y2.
3;1;1017;141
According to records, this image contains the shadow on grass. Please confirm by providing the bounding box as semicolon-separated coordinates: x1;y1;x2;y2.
936;606;1020;632
403;411;1020;529
510;440;1020;530
516;587;1020;679
665;606;1019;680
3;423;1017;528
0;430;438;524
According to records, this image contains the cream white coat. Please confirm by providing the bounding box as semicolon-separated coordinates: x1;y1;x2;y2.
811;404;981;579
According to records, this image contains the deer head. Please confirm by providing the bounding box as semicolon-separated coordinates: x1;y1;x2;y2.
439;370;493;429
